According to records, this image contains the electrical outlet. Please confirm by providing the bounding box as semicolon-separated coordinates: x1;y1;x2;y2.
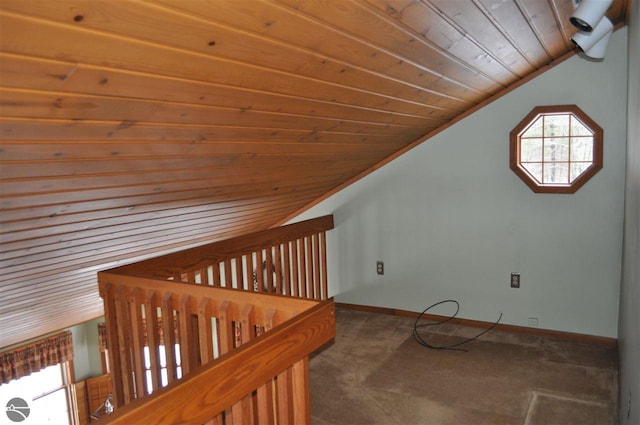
376;261;384;275
511;273;520;288
528;317;539;327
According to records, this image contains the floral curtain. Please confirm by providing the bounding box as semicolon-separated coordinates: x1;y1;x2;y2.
0;331;74;384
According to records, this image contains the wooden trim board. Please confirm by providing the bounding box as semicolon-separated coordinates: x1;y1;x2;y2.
336;302;617;346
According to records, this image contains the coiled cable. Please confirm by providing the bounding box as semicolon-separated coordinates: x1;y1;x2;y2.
412;299;502;352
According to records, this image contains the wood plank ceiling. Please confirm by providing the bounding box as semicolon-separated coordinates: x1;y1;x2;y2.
0;0;629;348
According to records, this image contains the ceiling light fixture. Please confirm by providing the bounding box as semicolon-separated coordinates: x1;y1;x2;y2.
570;0;613;32
571;16;614;59
569;0;614;59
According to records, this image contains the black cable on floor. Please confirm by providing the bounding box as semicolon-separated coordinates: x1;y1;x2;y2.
412;299;502;352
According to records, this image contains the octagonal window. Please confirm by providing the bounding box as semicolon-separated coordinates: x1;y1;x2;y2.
510;105;603;194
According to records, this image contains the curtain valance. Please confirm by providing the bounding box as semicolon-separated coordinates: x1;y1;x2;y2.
0;331;74;384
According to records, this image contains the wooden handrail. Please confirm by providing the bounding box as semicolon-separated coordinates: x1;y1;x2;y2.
100;300;335;425
108;215;334;281
98;215;335;424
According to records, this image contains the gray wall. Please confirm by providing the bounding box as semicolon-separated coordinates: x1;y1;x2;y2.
294;29;628;338
618;0;640;423
69;317;104;382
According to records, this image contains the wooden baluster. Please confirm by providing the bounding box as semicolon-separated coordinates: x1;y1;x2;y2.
320;231;328;300
281;242;292;296
223;260;233;289
217;301;234;424
265;247;274;293
161;292;177;385
231;304;256;424
291;240;300;298
276;368;294;424
211;263;222;286
291;358;311;425
305;236;314;299
240;304;254;344
128;288;146;399
178;294;196;375
313;234;321;301
234;256;244;290
197;298;214;366
144;290;161;394
114;285;134;403
217;301;233;355
299;238;308;298
255;308;277;425
100;283;124;407
274;245;284;295
186;270;196;284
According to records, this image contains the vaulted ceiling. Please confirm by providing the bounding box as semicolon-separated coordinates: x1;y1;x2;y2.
0;0;630;348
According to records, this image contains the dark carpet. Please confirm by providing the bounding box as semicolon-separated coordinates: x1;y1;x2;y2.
309;307;617;425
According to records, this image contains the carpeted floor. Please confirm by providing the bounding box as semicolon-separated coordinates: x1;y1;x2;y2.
309;307;618;425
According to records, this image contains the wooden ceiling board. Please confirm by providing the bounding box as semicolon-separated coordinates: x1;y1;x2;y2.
0;10;462;119
1;0;475;109
0;54;434;126
0;0;628;348
0;118;401;144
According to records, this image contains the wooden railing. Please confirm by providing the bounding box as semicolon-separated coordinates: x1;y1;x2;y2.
97;215;335;424
108;215;334;300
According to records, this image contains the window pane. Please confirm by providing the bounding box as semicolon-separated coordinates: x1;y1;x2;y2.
511;107;602;193
543;163;569;184
571;116;593;136
32;388;70;425
571;137;594;161
145;370;153;395
160;369;168;387
544;137;569;161
0;365;63;401
570;162;591;182
159;346;167;368
544;114;569;137
144;346;151;368
522;163;543;184
521;138;542;161
174;344;181;366
0;364;70;425
522;116;543;138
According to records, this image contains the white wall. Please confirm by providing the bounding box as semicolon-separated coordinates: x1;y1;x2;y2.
294;29;628;338
618;0;640;422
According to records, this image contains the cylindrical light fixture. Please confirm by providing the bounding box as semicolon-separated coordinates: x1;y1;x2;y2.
571;16;614;58
570;0;613;32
